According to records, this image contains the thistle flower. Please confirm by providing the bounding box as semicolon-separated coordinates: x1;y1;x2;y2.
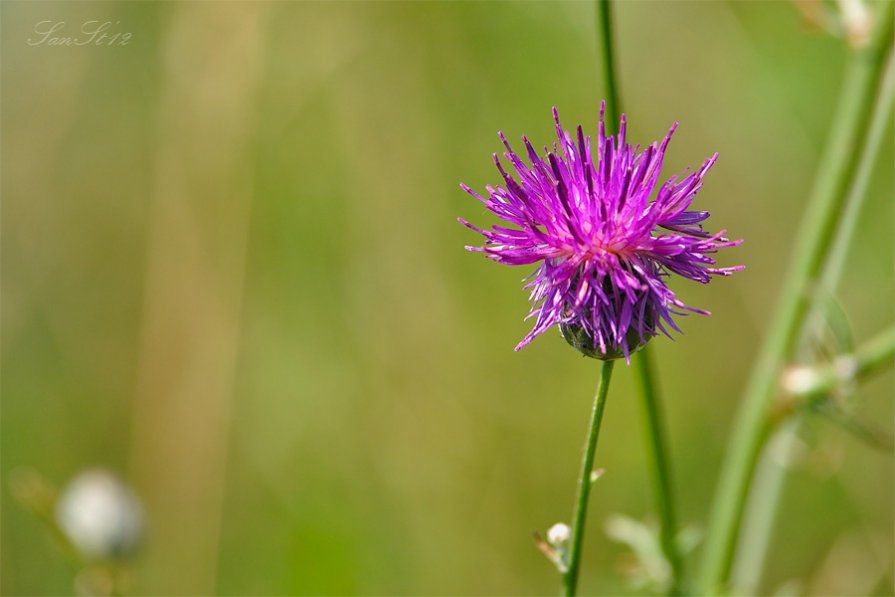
459;103;742;361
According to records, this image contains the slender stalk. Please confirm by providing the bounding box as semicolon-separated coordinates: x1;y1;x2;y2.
729;419;801;595
595;0;621;128
634;346;684;595
785;326;895;402
800;42;895;357
697;7;894;593
564;360;615;597
730;32;895;595
595;2;683;592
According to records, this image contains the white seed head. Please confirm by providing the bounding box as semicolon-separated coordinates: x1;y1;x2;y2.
833;356;858;382
781;365;822;396
55;469;143;560
837;0;872;48
547;522;571;545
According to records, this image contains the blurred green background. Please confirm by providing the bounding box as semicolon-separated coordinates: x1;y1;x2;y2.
2;1;892;595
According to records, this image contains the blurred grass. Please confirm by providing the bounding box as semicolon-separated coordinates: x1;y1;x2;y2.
2;1;892;595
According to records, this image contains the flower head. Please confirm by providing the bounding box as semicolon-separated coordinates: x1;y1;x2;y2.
459;103;743;361
55;469;144;560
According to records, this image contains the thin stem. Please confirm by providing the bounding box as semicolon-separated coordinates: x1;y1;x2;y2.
697;7;894;593
564;359;615;597
783;326;895;403
595;2;682;592
634;346;684;595
730;29;895;595
729;419;801;595
595;0;621;128
800;41;895;358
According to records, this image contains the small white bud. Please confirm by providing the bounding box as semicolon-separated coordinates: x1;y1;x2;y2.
547;522;571;545
836;0;872;48
833;356;858;382
55;469;143;560
781;365;822;396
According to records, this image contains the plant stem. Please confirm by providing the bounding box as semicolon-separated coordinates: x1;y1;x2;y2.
697;6;894;593
800;41;895;357
564;359;615;597
785;326;895;402
595;0;621;128
595;2;683;592
634;345;684;595
729;419;801;595
730;29;895;595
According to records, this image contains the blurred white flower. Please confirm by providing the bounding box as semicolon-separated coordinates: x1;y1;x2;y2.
781;364;823;396
836;0;872;48
547;522;571;546
55;469;143;560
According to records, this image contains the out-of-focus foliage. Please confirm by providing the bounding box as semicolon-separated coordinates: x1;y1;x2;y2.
2;1;892;595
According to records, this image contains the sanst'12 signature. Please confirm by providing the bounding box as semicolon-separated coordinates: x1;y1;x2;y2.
27;20;132;46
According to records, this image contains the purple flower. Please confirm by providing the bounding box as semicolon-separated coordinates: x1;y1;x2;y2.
459;103;743;361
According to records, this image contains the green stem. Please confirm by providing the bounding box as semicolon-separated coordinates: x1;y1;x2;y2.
564;360;615;597
596;2;683;592
729;419;801;595
785;326;895;402
595;0;621;127
730;28;895;595
634;346;684;595
794;327;895;452
697;7;894;593
800;41;895;358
